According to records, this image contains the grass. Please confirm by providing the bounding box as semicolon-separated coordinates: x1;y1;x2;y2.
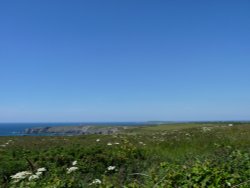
0;123;250;187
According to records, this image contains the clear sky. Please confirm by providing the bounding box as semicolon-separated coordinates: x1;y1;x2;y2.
0;1;249;122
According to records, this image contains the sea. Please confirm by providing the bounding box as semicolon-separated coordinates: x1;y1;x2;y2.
0;122;146;136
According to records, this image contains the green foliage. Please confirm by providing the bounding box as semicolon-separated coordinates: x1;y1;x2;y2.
0;123;250;187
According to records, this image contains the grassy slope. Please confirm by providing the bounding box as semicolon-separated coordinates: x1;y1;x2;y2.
0;123;250;187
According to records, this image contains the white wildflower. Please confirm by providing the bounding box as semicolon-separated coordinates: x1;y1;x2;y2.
37;167;46;172
96;139;100;142
10;171;32;180
228;124;233;127
107;166;116;171
202;127;211;132
67;167;78;174
107;143;112;146
72;161;77;166
139;142;146;146
28;175;39;181
36;171;42;176
114;142;120;145
90;179;102;185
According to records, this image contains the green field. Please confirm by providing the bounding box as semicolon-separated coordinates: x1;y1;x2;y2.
1;123;250;187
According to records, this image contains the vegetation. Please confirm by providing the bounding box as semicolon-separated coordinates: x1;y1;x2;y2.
0;123;250;187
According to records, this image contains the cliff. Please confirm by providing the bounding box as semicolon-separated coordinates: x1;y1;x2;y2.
24;125;128;135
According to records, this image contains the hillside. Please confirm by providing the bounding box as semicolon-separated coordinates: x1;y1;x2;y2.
1;123;250;187
24;125;129;135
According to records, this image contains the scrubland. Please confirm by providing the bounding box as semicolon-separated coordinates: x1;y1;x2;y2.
0;123;250;187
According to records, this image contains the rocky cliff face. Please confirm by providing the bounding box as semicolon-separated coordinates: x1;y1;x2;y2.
24;125;127;135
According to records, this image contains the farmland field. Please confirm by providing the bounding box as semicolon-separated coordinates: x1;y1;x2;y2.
1;123;250;188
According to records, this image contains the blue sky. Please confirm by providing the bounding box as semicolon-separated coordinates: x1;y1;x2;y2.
0;1;249;122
